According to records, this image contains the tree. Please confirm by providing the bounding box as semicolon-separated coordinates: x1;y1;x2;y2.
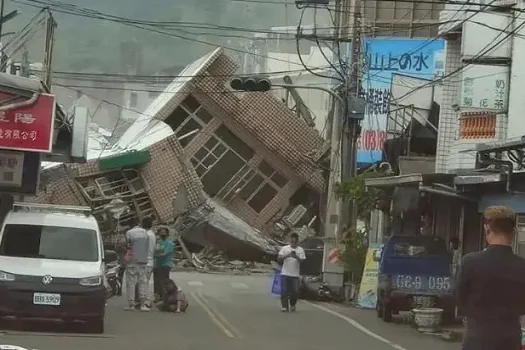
335;172;390;283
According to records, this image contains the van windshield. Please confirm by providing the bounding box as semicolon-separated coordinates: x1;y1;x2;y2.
0;224;99;262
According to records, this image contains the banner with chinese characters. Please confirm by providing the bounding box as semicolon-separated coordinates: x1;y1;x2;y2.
0;93;55;153
356;243;382;309
358;39;445;164
461;64;509;111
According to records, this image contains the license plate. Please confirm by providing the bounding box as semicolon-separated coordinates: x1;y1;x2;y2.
392;275;454;292
33;293;61;306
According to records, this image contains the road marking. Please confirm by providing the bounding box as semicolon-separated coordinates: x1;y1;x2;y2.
230;282;249;290
187;281;203;286
304;301;408;350
190;292;235;339
197;291;243;339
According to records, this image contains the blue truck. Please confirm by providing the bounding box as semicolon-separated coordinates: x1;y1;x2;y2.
375;235;455;323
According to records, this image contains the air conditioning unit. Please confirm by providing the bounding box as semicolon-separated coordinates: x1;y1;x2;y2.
283;204;308;227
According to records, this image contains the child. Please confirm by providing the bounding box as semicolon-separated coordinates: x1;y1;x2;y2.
155;278;188;313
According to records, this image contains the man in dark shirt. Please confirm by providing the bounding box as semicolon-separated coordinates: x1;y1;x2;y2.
457;205;525;350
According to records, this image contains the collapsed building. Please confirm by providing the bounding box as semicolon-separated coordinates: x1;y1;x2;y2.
29;48;329;261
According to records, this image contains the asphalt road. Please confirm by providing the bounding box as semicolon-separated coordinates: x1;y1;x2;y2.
0;272;459;350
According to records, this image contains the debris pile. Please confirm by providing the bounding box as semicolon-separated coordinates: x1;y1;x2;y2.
185;247;275;274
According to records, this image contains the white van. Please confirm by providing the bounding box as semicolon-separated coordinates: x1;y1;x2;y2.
0;202;116;333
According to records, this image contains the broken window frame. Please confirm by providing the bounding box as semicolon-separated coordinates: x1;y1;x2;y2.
191;135;229;178
170;97;214;148
236;160;287;213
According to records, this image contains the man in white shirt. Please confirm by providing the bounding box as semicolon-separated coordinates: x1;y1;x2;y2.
277;233;306;312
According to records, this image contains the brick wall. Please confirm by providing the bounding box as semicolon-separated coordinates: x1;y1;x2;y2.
436;37;462;173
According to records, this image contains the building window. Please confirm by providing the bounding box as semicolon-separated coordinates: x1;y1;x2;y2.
164;95;214;148
237;160;288;213
215;125;254;160
191;125;253;198
129;92;138;108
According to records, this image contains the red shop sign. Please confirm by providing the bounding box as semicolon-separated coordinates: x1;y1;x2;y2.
0;93;55;153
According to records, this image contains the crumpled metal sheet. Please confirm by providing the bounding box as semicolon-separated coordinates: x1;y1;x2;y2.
205;199;279;255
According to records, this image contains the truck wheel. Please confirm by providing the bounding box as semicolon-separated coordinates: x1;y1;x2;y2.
376;300;383;318
382;302;392;323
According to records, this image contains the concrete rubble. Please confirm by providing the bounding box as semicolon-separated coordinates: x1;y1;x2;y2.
30;48;329;267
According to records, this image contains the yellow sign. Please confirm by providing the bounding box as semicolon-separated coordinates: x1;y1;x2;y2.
356;243;381;309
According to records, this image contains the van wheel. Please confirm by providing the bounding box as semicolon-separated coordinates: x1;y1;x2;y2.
86;317;104;334
376;300;383;318
382;302;392;323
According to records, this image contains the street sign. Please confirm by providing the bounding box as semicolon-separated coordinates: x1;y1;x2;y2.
0;150;24;187
0;93;55;153
0;151;40;195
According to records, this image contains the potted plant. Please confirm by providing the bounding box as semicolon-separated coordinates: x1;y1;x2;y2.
411;296;443;332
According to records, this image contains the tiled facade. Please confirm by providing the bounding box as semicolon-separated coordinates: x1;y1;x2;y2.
436;37;462;173
165;50;327;229
30;134;205;225
32;48;327;233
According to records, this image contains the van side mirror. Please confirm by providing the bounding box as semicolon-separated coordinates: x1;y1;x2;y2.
373;249;382;262
104;250;118;263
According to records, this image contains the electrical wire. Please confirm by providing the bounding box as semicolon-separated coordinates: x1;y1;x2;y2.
296;7;343;82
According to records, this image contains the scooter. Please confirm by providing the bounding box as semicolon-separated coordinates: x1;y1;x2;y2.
105;263;122;297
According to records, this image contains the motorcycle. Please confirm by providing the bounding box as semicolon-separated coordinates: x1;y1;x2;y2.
105;263;122;297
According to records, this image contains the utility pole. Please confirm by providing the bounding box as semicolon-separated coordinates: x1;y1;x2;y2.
340;0;363;232
0;0;5;41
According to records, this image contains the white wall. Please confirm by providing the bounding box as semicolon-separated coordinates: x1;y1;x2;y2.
266;46;335;137
507;15;525;138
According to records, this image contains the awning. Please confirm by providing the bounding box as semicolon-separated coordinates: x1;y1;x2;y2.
365;173;473;201
364;173;455;188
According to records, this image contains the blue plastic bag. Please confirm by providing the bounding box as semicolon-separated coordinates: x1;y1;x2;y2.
271;270;282;296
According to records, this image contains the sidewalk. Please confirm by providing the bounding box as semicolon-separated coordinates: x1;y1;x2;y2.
314;302;463;350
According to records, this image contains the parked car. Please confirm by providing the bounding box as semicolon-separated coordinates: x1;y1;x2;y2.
0;203;117;333
375;235;455;323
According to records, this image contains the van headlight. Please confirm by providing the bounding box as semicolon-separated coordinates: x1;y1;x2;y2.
0;271;15;281
79;276;102;286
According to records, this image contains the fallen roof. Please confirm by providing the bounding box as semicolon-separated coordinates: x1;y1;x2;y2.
117;48;221;151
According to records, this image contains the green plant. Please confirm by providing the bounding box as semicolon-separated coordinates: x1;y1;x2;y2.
334;172;388;230
339;229;368;283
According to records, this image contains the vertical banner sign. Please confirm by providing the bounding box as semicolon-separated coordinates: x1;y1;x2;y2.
0;93;55;153
357;243;382;309
0;150;24;187
358;39;445;164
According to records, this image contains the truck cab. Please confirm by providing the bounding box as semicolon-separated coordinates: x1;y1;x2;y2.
376;235;455;323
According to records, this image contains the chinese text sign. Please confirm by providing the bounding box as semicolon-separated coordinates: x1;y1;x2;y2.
358;39;445;164
461;64;509;111
0;93;55;153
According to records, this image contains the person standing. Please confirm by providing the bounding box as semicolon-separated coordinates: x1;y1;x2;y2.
143;217;156;308
154;226;174;300
277;233;306;312
457;206;525;350
124;218;150;312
